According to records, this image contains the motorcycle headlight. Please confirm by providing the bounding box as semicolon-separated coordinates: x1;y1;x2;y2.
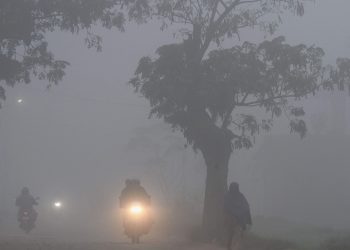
53;201;63;209
54;202;62;208
129;204;143;214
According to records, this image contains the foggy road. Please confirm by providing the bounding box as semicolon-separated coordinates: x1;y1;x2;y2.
0;239;221;250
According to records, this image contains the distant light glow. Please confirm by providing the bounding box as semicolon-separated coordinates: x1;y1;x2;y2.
54;201;62;208
17;99;23;104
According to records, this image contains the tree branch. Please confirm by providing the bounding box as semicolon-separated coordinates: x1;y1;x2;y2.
199;0;261;59
238;94;300;107
219;0;228;9
221;105;235;129
214;0;261;26
210;0;220;26
239;93;249;104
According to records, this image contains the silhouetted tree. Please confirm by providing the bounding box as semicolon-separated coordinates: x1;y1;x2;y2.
127;0;350;239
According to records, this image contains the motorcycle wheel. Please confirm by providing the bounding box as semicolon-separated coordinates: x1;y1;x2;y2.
20;223;32;234
131;235;140;244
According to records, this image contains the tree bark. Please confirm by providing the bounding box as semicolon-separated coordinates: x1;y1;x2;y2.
201;136;231;241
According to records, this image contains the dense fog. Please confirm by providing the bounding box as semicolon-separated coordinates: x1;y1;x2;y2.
1;0;350;246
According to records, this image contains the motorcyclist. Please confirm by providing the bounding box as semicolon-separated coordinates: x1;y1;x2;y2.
15;187;38;223
119;179;151;208
119;179;152;240
224;182;252;250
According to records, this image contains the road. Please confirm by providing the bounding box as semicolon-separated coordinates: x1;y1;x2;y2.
0;239;222;250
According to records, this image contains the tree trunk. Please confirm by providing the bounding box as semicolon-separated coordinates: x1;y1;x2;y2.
201;140;231;241
184;29;233;240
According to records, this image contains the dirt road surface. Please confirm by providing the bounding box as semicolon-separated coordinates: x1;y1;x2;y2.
0;239;223;250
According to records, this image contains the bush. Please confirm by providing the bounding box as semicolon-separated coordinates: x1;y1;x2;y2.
242;233;299;250
321;236;350;250
188;228;300;250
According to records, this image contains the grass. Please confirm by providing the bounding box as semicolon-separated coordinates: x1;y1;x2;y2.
242;233;299;250
321;236;350;250
251;216;349;248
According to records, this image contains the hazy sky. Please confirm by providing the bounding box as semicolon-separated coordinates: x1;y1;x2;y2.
1;0;350;237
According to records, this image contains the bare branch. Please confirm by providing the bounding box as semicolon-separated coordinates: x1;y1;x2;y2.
237;94;298;107
200;0;261;58
219;0;228;9
214;0;260;26
210;1;220;26
221;105;235;129
239;93;249;104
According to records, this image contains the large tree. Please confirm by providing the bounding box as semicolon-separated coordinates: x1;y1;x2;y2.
127;0;350;239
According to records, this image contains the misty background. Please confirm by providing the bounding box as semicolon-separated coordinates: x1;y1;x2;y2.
1;0;350;241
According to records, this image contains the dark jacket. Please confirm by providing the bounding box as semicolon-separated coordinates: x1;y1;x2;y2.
224;183;252;229
120;184;151;208
15;194;37;210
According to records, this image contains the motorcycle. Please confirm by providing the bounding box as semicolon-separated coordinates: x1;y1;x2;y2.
17;197;39;234
18;208;37;234
123;201;152;243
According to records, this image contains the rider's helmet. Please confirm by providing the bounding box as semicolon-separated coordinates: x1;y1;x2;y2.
21;187;29;195
229;182;239;194
125;179;132;187
132;179;140;186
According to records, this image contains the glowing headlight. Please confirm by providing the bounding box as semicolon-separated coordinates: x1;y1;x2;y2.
129;204;143;214
53;201;62;209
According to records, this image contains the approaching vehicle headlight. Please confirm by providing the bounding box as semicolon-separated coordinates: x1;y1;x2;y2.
53;200;63;210
129;203;143;215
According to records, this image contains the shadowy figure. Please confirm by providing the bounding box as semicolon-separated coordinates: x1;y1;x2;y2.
119;179;152;243
224;182;252;250
119;179;151;208
15;187;38;233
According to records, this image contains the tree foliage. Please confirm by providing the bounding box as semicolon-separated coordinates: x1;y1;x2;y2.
0;0;147;106
131;36;350;151
128;0;349;153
